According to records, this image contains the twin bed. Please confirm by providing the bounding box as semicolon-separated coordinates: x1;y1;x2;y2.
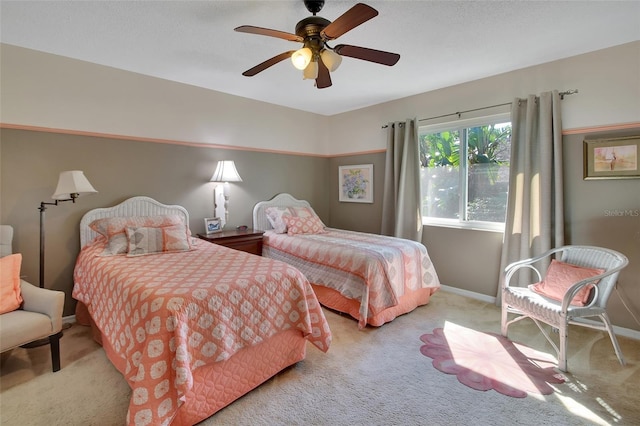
253;193;440;329
73;196;331;426
73;194;439;425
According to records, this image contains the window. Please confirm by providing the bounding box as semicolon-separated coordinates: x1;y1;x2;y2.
419;113;511;231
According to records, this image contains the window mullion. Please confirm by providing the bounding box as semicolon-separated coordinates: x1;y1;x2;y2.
459;127;468;222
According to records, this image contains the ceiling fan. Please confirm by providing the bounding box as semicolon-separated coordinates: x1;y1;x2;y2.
234;0;400;89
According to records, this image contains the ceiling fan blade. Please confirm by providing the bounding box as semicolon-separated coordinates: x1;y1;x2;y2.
321;3;378;41
242;51;296;77
316;58;332;89
334;44;400;66
235;25;303;43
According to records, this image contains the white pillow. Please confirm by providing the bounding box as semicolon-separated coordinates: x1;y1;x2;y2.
265;206;292;234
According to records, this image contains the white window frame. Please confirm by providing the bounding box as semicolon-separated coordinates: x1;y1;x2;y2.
419;112;511;233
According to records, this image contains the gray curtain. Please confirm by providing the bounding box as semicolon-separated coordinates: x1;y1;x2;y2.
381;118;423;241
497;90;565;303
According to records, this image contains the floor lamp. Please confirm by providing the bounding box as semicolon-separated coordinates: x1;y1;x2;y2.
210;161;243;228
39;170;97;288
24;170;97;349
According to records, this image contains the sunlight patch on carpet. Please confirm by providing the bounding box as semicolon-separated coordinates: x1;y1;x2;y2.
419;323;565;398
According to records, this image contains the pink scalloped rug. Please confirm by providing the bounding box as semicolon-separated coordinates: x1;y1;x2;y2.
419;323;565;398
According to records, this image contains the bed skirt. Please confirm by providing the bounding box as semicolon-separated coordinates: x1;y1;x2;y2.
75;301;308;425
310;284;439;327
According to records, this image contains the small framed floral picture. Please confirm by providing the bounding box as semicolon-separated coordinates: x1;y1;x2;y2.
204;217;222;234
339;164;373;203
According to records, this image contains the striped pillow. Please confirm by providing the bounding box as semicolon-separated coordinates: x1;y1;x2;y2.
125;224;192;257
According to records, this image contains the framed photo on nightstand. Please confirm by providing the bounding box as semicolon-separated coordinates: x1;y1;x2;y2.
204;217;222;234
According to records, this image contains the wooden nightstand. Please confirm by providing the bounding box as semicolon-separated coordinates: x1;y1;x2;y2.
197;229;264;256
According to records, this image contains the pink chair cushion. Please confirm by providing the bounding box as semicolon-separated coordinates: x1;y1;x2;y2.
530;259;604;306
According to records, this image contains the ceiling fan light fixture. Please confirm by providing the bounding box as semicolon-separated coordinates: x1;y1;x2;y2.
320;49;342;72
236;2;399;88
302;61;319;80
291;47;312;70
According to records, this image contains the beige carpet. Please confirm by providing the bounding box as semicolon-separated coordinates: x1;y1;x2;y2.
1;290;639;425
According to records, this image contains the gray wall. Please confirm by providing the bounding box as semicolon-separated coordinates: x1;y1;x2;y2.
421;226;504;297
0;129;329;315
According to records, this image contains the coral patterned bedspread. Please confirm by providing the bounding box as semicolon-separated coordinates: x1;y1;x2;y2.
73;239;331;426
263;228;441;328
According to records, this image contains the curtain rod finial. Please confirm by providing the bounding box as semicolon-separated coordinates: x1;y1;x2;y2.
559;89;578;100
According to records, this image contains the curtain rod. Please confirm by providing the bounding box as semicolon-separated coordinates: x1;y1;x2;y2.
381;89;579;128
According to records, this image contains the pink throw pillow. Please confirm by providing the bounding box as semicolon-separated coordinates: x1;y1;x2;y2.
284;215;326;235
0;253;23;314
530;259;604;306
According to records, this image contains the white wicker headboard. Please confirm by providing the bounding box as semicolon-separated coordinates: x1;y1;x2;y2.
252;193;311;231
79;196;190;248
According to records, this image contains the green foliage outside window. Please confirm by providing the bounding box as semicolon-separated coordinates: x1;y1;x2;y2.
419;123;511;223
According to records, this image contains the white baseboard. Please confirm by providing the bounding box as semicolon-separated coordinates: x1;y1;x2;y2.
439;285;640;341
63;315;76;325
440;284;497;304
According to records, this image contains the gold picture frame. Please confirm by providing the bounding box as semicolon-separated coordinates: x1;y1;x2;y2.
583;136;640;180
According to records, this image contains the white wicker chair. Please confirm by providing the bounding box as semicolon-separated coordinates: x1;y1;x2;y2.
501;245;628;372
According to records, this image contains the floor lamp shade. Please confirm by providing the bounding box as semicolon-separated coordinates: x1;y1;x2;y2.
52;170;97;200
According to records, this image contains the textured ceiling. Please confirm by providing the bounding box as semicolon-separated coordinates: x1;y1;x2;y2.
1;1;639;116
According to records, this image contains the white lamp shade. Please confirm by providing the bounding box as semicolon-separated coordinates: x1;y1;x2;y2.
291;47;312;70
303;61;319;80
52;170;98;200
320;49;342;72
210;161;243;183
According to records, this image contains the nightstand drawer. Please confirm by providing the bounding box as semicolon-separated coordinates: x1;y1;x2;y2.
197;229;264;256
220;238;263;256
